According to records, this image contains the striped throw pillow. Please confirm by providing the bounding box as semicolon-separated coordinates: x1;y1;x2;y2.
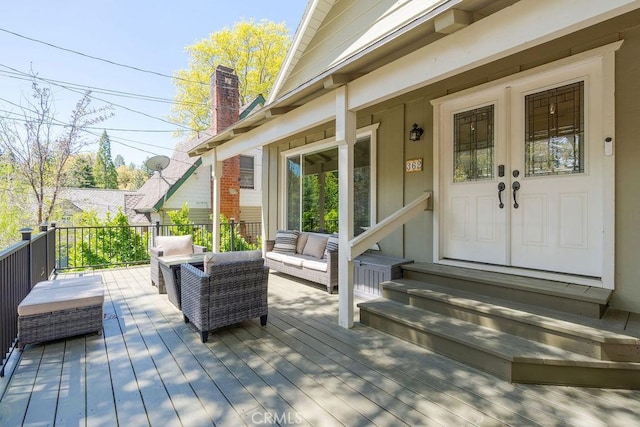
273;230;299;254
324;235;339;260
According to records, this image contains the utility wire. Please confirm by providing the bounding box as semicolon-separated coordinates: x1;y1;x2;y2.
0;27;208;86
0;63;196;131
0;68;207;107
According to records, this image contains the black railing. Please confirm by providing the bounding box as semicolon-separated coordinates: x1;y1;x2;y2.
56;221;262;271
1;226;55;377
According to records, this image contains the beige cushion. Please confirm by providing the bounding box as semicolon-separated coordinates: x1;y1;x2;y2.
18;282;104;316
296;232;309;254
281;255;304;267
33;275;103;290
302;233;328;259
155;235;194;256
265;251;285;262
204;250;262;273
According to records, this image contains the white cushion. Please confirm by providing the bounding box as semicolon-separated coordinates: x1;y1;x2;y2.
281;255;304;267
155;235;193;256
265;251;285;262
301;257;328;272
204;250;262;273
302;233;328;259
18;282;104;316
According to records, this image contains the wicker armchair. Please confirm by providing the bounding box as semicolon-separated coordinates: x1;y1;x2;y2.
150;235;205;293
180;251;269;343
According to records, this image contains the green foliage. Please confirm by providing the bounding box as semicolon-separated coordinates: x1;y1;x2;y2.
165;204;258;252
94;131;119;189
219;214;259;252
67;210;149;270
170;19;291;135
0;152;33;248
67;154;96;188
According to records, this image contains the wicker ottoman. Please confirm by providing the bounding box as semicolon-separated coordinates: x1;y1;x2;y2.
17;276;104;347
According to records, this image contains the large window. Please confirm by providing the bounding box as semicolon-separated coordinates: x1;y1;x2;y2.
283;128;376;234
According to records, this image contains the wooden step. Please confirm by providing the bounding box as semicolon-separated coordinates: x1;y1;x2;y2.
383;279;640;362
402;263;611;318
358;299;640;389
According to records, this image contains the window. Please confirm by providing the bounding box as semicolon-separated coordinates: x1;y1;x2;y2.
283;127;377;234
525;81;584;177
453;105;494;183
239;155;254;189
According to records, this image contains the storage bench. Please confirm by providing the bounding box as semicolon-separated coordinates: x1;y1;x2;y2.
17;275;104;347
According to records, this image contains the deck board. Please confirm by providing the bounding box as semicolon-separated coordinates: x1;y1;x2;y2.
1;266;640;426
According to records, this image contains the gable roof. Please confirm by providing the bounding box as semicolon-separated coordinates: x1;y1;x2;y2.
130;137;206;213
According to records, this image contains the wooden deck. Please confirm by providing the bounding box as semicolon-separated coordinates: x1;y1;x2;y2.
1;266;640;426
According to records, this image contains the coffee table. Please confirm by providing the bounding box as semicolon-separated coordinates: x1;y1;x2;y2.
158;253;206;309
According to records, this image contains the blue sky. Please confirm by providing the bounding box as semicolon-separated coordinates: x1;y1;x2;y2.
0;1;308;167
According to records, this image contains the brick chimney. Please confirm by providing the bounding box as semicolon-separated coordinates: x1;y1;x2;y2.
210;65;240;223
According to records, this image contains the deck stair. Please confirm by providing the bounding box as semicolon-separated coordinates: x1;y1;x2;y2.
357;263;640;389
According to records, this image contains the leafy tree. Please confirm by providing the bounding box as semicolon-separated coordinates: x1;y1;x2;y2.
116;163;150;191
94;130;118;189
67;210;149;270
170;19;291;134
0;152;31;247
113;154;125;168
0;76;112;223
67;153;96;188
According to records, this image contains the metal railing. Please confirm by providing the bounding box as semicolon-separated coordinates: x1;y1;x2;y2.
1;225;55;377
57;220;262;271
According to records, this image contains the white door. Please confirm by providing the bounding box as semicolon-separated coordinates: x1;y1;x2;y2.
440;59;605;278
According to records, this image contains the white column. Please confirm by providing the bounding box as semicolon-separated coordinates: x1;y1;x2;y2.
211;148;222;252
260;147;270;256
336;85;355;328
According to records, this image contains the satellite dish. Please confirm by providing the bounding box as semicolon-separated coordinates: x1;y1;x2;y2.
145;155;170;172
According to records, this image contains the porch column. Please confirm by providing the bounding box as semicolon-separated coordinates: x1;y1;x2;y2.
211;149;222;252
335;85;356;328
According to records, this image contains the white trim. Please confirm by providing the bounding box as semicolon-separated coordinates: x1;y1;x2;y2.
431;42;621;289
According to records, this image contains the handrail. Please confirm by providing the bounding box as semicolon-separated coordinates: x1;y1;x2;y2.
348;191;431;261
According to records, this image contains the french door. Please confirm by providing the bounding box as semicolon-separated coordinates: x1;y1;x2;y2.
439;59;605;278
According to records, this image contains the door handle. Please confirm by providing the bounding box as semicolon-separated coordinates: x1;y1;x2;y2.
512;181;520;209
497;182;505;209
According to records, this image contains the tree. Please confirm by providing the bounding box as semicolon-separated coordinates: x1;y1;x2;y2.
170;19;291;134
0;77;112;224
67;154;96;188
0;151;30;247
94;130;118;189
114;154;125;168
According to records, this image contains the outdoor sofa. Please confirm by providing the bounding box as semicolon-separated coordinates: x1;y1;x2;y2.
150;235;205;293
265;230;339;293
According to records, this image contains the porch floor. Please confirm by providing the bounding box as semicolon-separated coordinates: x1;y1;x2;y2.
1;266;639;426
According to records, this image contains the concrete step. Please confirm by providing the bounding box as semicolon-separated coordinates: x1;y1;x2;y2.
383;279;640;362
401;263;611;318
358;298;640;389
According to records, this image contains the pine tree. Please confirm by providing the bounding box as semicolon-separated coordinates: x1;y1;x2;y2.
68;154;96;188
94;131;118;189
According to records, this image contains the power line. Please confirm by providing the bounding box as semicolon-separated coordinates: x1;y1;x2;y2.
0;27;208;86
0;68;208;108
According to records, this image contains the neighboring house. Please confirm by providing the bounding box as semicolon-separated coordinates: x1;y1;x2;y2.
191;0;640;323
128;66;264;226
54;188;134;224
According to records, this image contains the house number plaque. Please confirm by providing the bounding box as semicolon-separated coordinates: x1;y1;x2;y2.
405;158;423;173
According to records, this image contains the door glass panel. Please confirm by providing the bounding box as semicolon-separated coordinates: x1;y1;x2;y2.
453;105;494;183
525;81;584;177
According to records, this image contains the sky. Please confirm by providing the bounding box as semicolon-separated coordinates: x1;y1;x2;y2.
0;1;308;167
